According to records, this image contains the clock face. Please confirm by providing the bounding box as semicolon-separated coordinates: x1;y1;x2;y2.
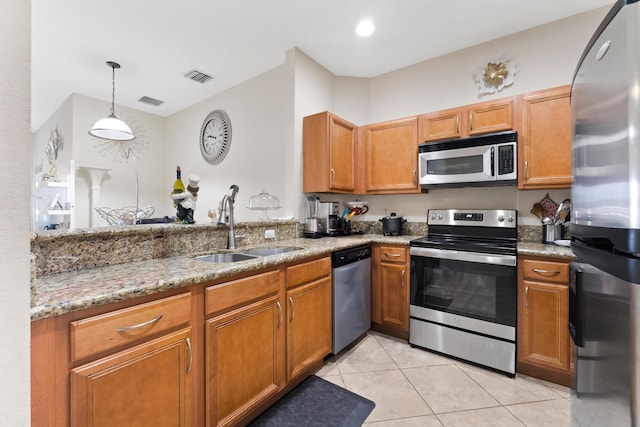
200;110;232;164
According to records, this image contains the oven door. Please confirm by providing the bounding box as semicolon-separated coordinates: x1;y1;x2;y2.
410;246;516;339
418;144;495;186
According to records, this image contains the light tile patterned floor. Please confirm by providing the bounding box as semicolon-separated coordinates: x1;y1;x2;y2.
315;331;570;427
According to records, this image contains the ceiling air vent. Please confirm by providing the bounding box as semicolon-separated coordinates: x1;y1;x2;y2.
138;96;164;106
184;69;213;84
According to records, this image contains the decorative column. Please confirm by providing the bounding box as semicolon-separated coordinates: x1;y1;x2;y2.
79;167;110;227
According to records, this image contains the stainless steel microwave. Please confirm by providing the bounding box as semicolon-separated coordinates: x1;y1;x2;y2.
418;131;517;189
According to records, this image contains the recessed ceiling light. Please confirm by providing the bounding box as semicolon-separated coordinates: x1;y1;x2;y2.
356;20;375;37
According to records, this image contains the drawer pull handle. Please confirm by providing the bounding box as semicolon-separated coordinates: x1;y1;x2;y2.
186;337;192;375
531;268;560;276
116;314;163;333
525;286;529;309
455;115;459;133
402;269;406;288
276;301;282;329
385;253;401;258
289;296;295;322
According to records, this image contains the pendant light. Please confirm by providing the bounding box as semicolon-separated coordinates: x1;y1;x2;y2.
89;61;135;141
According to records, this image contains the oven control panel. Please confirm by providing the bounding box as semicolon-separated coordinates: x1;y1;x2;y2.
427;209;516;228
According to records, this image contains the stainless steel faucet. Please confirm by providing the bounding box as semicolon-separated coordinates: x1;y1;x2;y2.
218;185;239;249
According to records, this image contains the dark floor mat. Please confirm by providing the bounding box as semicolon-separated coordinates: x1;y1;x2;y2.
248;375;375;427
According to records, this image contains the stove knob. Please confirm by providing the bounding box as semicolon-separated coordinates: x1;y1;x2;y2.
430;213;436;220
437;214;443;220
497;215;504;222
507;215;515;223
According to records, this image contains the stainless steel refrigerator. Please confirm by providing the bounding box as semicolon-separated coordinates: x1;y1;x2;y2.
570;0;640;425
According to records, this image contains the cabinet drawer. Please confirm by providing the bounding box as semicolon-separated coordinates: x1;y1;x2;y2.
287;257;331;289
206;270;280;315
70;292;191;362
379;246;407;263
521;259;569;284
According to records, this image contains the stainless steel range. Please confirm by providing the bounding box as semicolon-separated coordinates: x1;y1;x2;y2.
409;209;517;376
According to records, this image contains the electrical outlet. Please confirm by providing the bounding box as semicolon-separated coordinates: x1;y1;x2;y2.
265;229;276;239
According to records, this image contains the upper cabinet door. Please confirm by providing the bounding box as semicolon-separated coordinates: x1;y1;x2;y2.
303;112;356;193
518;86;572;189
419;98;514;142
418;108;464;142
329;116;357;192
467;98;514;135
364;117;419;193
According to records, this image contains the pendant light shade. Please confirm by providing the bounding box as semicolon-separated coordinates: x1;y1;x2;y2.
89;61;135;141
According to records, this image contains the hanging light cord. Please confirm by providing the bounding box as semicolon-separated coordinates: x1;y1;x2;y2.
110;64;117;116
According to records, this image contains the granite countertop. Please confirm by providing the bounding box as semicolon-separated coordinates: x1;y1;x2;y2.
31;234;573;321
31;234;416;321
517;241;573;259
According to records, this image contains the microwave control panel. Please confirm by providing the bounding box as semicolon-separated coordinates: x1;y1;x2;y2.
498;145;515;175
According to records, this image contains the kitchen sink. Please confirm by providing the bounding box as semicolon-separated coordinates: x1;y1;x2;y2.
194;253;259;263
240;246;302;257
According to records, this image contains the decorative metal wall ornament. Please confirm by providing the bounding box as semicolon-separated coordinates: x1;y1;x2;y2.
42;127;63;182
474;53;516;95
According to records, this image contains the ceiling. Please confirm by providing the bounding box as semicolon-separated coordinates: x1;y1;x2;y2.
31;0;615;131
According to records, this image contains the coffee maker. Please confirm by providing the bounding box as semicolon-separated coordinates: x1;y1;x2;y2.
318;201;340;236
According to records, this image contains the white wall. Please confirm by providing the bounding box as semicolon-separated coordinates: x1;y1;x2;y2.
368;8;609;121
1;0;31;424
164;62;295;225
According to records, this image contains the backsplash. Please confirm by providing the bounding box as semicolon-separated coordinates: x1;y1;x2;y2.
518;223;571;243
31;220;568;277
31;220;298;277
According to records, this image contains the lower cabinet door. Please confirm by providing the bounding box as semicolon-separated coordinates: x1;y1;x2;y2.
206;296;284;427
380;262;408;330
286;277;332;381
519;280;570;372
70;328;193;427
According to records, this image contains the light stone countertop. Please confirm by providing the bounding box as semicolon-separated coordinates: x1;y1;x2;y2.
30;235;416;320
31;234;573;321
517;241;574;259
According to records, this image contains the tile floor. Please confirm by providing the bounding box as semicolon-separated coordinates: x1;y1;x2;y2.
315;331;570;427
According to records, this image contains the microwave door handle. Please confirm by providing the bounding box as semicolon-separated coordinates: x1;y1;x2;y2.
490;146;495;177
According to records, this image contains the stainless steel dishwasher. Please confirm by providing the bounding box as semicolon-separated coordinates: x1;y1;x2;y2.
332;245;371;354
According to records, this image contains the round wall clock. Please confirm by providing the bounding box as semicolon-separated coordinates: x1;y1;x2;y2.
200;109;232;165
474;53;516;95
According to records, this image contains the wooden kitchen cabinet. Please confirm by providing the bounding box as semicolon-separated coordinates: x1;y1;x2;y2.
285;257;332;381
32;254;334;427
303;111;357;193
62;292;194;426
205;270;284;427
363;117;419;193
419;98;514;142
517;256;572;386
71;328;193;427
518;85;572;189
371;245;410;339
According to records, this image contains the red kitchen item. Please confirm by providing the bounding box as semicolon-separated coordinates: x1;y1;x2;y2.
538;193;559;219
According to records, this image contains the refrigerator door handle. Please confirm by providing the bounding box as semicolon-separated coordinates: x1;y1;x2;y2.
569;262;584;347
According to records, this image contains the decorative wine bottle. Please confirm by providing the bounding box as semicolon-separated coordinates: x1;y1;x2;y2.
172;166;185;208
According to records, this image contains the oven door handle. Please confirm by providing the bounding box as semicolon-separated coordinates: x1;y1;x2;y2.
410;246;516;266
